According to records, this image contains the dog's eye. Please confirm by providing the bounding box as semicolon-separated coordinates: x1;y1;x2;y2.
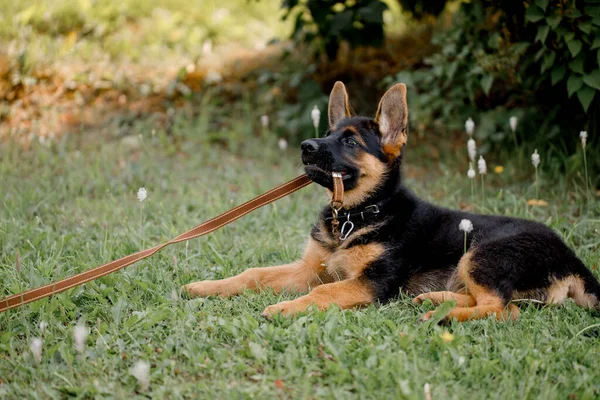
344;138;357;146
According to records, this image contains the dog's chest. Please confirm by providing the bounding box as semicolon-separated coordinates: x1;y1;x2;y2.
320;240;385;280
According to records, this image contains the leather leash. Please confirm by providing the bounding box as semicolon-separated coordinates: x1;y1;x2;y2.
0;174;314;313
330;172;345;240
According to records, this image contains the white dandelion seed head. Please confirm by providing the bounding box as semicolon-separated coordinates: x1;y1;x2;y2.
74;324;89;354
130;360;150;391
509;116;518;133
39;321;48;335
260;115;269;128
311;106;321;129
580;131;587;148
467;138;477;161
467;167;476;179
459;219;473;233
465;118;475;136
478;156;487;174
30;338;43;363
531;149;540;168
137;187;147;202
204;70;222;84
424;383;432;400
278;138;288;151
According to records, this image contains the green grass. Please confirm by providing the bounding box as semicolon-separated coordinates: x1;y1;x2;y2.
1;0;289;67
1;113;599;399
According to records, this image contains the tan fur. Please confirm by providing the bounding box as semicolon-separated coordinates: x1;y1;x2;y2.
413;291;476;307
261;278;374;317
375;83;408;161
328;82;352;128
419;252;520;322
546;275;597;308
326;243;385;280
382;143;404;162
182;238;332;297
342;153;387;208
313;219;338;249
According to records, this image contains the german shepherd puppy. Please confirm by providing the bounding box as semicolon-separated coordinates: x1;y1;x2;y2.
183;82;600;322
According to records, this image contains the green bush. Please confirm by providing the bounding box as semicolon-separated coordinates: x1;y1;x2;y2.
282;0;388;59
385;1;599;177
526;0;600;113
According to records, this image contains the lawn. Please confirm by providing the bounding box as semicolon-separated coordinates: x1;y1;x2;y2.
1;110;599;399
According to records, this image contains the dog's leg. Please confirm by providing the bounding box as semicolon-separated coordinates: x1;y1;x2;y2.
420;251;519;322
437;303;520;322
412;291;475;307
182;238;330;297
261;278;374;317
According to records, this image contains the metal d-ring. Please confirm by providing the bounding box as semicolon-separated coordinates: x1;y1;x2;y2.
339;213;354;241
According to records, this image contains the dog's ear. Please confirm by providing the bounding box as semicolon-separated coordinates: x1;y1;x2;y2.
328;81;353;128
374;83;408;161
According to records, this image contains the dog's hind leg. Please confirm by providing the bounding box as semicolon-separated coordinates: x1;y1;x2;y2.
420;251;519;322
412;292;475;307
182;238;331;297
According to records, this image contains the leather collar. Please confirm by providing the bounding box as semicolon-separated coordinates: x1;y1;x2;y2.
325;197;391;222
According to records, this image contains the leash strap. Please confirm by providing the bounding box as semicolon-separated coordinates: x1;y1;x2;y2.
329;173;345;240
0;174;313;313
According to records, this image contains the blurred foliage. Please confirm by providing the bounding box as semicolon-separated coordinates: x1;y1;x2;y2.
278;1;598;153
282;0;388;59
2;0;599;182
395;0;447;18
383;1;599;178
1;0;288;64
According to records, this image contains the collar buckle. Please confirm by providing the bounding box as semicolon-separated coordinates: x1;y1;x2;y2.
365;204;380;214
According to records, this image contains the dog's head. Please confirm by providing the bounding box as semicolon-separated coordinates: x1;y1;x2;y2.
301;81;408;208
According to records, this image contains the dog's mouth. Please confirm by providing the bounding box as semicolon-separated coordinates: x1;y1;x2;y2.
305;164;353;180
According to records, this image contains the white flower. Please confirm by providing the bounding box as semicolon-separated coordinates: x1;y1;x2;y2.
509;116;518;133
137;187;147;202
130;360;150;391
202;40;213;55
278;138;288;151
467;166;476;179
467;138;477;161
260;115;269;128
205;70;222;84
39;321;48;335
580;131;587;149
74;324;89;353
459;219;473;233
531;149;540;168
311;106;321;129
424;383;432;400
30;338;42;363
478;156;487;174
465;118;475;136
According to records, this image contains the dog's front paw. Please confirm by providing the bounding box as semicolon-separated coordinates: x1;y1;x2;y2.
181;281;224;298
412;294;429;305
261;300;309;318
419;310;436;322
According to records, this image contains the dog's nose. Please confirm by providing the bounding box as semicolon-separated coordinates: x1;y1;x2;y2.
301;139;319;153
